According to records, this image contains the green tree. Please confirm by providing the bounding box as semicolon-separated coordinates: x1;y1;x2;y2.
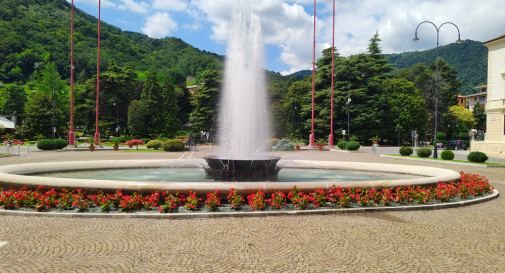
382;78;427;143
160;79;179;137
22;91;65;138
400;59;461;140
473;103;486;131
448;105;475;131
127;100;147;137
0;84;26;125
140;71;164;136
189;70;221;140
283;79;311;138
21;62;67;138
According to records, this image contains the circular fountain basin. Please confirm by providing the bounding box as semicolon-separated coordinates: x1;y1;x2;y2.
0;159;460;194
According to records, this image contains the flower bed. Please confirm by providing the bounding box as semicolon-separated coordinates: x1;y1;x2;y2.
0;172;494;213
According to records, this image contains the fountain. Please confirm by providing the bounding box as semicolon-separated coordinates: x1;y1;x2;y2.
204;7;280;181
0;3;464;198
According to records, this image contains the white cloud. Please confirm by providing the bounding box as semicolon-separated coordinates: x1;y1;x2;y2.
71;0;505;73
141;12;178;38
188;0;505;74
152;0;188;11
118;0;150;14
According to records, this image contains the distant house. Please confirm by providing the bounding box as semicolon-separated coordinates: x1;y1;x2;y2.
457;85;487;112
0;115;15;130
471;33;505;157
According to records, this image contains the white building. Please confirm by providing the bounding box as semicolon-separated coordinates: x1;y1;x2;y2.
471;34;505;157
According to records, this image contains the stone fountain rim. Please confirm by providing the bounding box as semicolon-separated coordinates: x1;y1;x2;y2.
0;159;461;193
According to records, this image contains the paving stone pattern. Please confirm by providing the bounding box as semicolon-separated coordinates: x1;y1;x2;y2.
0;150;504;272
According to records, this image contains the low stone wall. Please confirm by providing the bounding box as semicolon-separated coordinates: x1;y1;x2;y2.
471;141;505;158
0;159;461;194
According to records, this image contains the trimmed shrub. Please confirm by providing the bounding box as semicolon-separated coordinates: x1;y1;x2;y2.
37;139;66;150
53;139;68;149
346;141;360;151
273;139;295;151
399;146;413;156
441;150;455;160
467;151;488;163
337;141;347;150
163;139;185;152
416;148;432;158
37;139;56;150
146;140;163;150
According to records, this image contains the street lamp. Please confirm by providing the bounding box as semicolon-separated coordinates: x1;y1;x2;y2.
112;102;119;136
346;97;351;141
413;21;462;159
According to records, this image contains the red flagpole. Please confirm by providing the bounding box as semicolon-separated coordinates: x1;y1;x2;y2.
309;0;316;146
94;0;101;145
69;0;75;145
328;0;335;148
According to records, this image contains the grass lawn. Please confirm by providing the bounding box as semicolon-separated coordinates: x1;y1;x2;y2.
387;154;505;167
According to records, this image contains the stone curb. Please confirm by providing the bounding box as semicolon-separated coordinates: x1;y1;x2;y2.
0;189;498;220
380;154;488;168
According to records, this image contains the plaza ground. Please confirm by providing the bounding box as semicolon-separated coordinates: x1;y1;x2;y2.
0;149;504;273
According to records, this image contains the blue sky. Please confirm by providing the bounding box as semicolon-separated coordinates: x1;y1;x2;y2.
71;0;505;75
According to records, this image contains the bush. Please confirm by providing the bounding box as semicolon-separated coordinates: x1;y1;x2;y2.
37;139;67;150
37;139;56;150
346;141;360;151
273;139;295;151
467;151;488;163
441;150;455;160
416;148;432;158
399;146;413;156
163;139;185;152
337;141;347;150
53;139;68;149
146;140;163;150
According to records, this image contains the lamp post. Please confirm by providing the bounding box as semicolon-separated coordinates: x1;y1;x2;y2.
113;102;119;136
309;0;317;146
346;97;351;140
413;21;462;158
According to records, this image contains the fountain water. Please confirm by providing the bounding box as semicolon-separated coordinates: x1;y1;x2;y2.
204;6;280;181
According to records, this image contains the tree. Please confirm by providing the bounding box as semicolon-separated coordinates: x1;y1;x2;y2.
139;71;162;136
283;79;311;138
127;100;147;137
189;70;221;140
473;103;486;131
21;62;67;138
400;59;461;140
447;105;475;139
0;84;26;125
160;79;179;137
22;91;65;138
382;78;427;144
77;65;138;136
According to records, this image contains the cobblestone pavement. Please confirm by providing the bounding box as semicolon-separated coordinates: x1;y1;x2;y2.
0;150;504;273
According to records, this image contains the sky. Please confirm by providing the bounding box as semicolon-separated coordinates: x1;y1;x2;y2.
69;0;505;75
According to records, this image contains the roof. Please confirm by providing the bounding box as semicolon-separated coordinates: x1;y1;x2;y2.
0;116;15;129
458;92;487;99
484;33;505;45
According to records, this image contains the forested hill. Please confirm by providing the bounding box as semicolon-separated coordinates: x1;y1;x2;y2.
386;40;487;94
0;0;223;84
